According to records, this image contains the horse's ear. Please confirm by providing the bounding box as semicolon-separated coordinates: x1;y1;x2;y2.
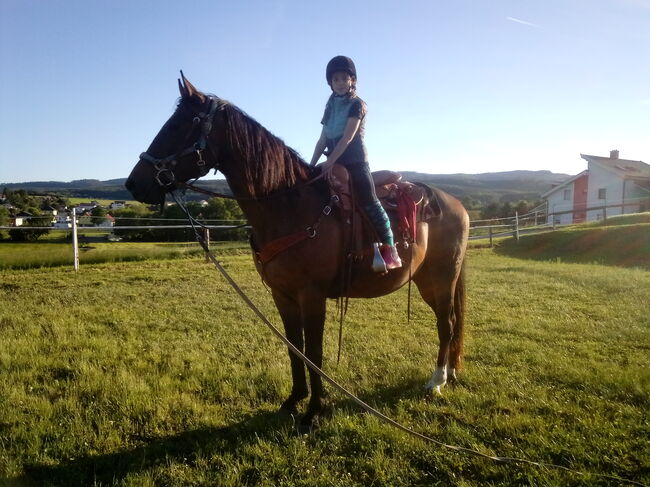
179;70;204;102
178;77;187;98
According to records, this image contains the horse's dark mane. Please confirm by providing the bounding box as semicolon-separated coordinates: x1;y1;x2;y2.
202;96;312;197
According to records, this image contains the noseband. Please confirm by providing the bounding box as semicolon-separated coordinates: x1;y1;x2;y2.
140;96;222;187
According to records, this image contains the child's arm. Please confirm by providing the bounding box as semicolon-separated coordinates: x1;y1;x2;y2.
309;127;328;166
320;117;361;170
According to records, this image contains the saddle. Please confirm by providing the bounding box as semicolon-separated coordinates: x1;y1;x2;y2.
327;164;439;257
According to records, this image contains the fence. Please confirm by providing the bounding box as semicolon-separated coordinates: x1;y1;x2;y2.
2;201;646;270
469;208;552;246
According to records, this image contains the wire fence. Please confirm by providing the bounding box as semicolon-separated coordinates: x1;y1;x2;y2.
2;199;648;270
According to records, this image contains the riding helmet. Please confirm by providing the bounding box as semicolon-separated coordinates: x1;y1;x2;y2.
326;56;357;85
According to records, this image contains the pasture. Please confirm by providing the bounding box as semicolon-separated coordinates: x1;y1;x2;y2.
0;246;648;486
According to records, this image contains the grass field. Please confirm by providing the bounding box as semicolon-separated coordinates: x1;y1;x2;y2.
1;245;648;486
497;219;650;269
0;241;249;270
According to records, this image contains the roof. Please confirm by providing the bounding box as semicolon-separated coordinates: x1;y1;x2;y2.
541;170;588;198
581;154;650;180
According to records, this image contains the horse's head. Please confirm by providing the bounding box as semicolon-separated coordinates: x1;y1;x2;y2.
126;73;223;204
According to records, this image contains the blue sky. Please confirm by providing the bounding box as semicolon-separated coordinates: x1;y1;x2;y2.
1;0;648;183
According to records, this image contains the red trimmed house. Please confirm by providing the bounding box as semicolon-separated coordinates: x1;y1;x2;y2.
542;151;650;225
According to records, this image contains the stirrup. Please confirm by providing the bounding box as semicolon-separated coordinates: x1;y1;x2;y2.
371;242;387;273
381;244;403;270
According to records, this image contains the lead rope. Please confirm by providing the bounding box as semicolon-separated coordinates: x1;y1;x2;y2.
171;191;644;487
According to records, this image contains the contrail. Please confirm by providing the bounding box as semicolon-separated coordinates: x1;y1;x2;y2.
506;16;539;27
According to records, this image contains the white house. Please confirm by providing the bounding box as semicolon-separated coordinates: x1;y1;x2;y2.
74;201;99;214
12;212;31;227
542;150;650;225
109;200;126;210
53;214;72;229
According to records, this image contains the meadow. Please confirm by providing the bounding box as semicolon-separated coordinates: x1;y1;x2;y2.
0;240;247;270
1;234;648;486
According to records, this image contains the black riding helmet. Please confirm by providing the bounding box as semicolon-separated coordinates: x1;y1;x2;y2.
326;56;357;85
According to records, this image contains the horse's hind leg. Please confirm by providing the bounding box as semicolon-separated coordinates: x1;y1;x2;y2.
272;290;308;415
413;270;457;394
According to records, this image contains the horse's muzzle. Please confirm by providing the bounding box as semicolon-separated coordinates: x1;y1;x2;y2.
125;162;165;204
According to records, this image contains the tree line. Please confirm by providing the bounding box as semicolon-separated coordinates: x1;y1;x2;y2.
112;199;247;241
1;188;247;242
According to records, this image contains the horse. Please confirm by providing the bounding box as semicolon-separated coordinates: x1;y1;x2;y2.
126;74;469;432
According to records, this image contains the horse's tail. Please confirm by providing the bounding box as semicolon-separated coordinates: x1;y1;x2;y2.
450;262;466;371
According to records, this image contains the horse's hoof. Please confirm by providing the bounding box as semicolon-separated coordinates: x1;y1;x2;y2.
278;405;299;418
424;384;443;395
296;419;320;436
447;368;458;383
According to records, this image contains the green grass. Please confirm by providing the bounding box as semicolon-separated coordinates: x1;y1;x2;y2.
1;249;648;486
496;221;650;269
0;241;249;270
583;212;650;227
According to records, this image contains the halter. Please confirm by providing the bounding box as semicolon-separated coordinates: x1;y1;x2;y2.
139;96;222;187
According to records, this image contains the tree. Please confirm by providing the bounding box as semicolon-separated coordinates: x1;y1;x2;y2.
479;202;501;220
91;205;108;224
0;207;9;240
9;218;50;242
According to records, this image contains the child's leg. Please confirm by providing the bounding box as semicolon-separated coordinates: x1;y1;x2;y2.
346;162;394;246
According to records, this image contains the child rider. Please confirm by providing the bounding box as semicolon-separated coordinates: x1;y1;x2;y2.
310;55;402;271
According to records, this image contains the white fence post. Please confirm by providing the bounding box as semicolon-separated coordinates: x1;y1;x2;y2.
204;228;210;262
72;208;79;271
515;211;520;241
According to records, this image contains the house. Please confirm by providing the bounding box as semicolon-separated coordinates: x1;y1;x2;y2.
109;200;126;210
542;150;650;225
53;213;72;229
74;201;99;214
41;204;58;217
96;215;115;228
12;211;32;227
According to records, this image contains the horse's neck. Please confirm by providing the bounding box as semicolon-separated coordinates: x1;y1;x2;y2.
229;176;323;245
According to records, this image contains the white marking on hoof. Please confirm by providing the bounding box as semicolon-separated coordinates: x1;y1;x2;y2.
425;366;447;392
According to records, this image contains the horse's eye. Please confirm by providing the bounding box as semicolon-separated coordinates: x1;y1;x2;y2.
192;117;201;125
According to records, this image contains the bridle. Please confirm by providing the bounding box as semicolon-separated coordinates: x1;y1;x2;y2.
138;94;330;201
139;96;222;188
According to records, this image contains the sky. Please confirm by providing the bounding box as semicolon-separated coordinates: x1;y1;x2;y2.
0;0;648;184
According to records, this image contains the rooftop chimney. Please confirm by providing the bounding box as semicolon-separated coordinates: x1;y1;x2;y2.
610;150;619;159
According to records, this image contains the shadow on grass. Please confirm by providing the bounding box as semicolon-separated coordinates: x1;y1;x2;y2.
8;411;287;487
7;376;446;487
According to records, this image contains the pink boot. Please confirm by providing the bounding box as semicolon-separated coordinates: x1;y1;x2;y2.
381;244;402;270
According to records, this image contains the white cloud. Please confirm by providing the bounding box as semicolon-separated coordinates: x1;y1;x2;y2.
506;16;539;28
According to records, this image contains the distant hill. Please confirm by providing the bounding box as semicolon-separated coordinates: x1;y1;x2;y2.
1;170;569;205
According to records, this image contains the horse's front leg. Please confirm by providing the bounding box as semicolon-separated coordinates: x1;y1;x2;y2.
272;290;308;416
298;288;327;432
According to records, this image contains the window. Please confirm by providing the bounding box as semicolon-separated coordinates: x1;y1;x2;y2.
563;189;571;201
598;188;607;200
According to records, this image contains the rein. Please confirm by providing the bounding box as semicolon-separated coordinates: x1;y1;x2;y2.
169;190;642;487
176;166;330;202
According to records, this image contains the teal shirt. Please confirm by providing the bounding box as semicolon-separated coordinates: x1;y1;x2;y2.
321;93;368;164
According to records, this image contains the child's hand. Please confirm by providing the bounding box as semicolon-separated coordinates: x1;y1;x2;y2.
320;159;335;172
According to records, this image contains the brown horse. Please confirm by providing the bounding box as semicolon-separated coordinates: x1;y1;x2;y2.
126;74;469;431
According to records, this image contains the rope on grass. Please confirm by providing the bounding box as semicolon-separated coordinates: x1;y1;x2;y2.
173;191;646;487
